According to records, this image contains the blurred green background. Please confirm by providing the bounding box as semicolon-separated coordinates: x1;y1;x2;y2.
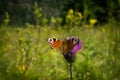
0;0;120;80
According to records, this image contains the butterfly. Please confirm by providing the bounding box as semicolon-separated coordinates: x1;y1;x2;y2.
47;37;82;63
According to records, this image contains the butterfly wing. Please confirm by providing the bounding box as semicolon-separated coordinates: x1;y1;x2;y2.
62;37;75;55
47;38;62;50
52;40;62;49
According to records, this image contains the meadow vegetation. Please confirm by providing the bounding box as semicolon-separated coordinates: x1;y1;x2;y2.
0;4;120;80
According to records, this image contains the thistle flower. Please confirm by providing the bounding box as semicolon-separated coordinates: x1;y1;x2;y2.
47;37;82;80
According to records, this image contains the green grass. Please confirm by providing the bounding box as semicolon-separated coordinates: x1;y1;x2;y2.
0;24;119;80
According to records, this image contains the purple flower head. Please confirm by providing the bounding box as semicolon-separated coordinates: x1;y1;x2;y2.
71;39;82;55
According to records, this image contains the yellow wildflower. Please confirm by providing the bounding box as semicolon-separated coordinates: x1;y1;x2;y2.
66;15;72;19
77;12;83;19
51;17;56;24
89;19;97;25
22;64;25;71
18;64;25;73
68;9;74;15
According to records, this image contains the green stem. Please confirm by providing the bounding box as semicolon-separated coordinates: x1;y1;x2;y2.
70;63;72;80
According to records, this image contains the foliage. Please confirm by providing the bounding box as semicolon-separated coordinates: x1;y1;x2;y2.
0;17;120;80
33;2;43;26
61;0;120;23
65;9;83;29
2;12;10;27
0;0;119;25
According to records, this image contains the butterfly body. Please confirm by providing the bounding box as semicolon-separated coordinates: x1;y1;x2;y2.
47;37;82;63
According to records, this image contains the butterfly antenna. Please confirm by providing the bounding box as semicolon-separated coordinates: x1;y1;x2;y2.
69;63;72;80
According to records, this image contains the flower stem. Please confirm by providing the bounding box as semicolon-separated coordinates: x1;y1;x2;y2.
70;63;72;80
